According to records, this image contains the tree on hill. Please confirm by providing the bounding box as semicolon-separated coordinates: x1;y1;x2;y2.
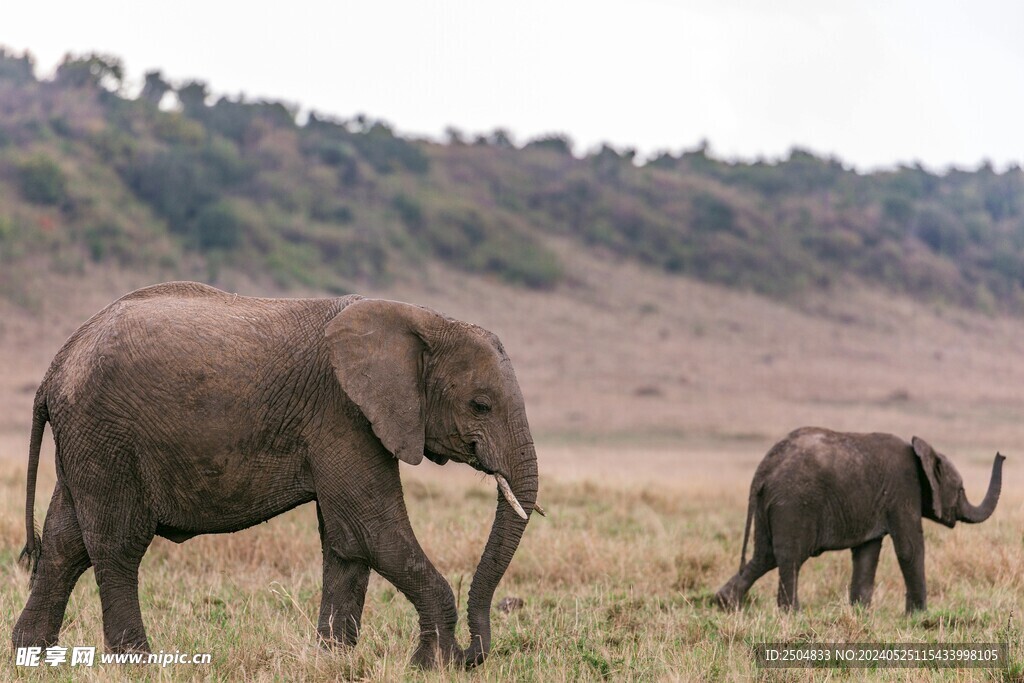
0;48;35;84
55;53;124;91
140;70;172;107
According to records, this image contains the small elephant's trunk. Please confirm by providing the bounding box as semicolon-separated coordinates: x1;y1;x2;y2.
464;441;538;668
958;453;1005;523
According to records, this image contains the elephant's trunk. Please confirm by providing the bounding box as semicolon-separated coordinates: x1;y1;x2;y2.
464;440;538;668
958;453;1004;523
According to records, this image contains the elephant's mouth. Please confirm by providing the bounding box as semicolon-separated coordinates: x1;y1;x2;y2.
424;440;541;520
423;447;450;466
425;439;491;472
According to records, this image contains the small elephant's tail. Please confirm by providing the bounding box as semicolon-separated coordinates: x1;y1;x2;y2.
20;395;47;579
739;483;758;572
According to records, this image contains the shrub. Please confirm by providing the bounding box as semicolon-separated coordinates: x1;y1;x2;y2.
195;201;242;250
82;221;136;263
348;123;429;174
691;192;736;234
393;194;424;229
525;134;574;156
915;206;967;257
882;195;914;225
473;237;562;289
17;155;67;206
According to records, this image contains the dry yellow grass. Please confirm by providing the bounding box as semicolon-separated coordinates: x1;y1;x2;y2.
2;254;1023;680
0;440;1020;681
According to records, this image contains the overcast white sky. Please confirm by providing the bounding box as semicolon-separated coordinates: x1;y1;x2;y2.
3;1;1022;171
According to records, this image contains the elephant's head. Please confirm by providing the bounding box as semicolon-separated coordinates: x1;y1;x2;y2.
326;298;538;667
912;437;1004;528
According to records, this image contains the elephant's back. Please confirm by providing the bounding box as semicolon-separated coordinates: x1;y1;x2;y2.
757;427;904;506
43;282;359;413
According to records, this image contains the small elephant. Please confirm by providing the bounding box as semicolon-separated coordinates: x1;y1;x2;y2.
715;427;1003;613
12;282;540;669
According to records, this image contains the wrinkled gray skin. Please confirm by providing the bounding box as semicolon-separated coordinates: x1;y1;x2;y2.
715;427;1003;613
12;282;539;669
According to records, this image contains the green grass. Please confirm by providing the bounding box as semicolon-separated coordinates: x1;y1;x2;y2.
1;461;1020;681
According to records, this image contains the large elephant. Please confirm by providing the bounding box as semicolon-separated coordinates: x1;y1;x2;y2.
715;427;1003;613
12;282;540;668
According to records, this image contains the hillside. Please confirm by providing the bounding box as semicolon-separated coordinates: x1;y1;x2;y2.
2;49;1024;314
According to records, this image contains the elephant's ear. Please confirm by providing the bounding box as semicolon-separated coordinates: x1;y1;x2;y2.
912;436;944;519
326;299;442;466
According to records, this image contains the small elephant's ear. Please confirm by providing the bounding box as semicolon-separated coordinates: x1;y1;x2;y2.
326;299;442;466
912;436;944;519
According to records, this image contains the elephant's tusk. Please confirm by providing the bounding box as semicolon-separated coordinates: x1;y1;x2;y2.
495;474;528;520
533;503;547;517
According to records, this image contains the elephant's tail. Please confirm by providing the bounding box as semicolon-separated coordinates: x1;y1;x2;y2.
20;395;47;579
739;483;759;572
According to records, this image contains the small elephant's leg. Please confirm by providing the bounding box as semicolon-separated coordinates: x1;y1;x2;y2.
776;556;804;611
316;504;370;646
12;484;91;649
891;526;927;613
849;538;883;606
770;507;808;611
715;523;777;609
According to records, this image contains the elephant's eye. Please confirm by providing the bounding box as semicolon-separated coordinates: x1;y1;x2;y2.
470;398;491;415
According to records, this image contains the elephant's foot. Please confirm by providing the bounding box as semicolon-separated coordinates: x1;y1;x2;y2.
12;624;58;651
317;615;360;648
776;599;799;612
849;591;874;608
410;631;463;669
105;632;151;656
106;641;151;655
12;609;62;650
463;636;488;669
904;598;926;615
713;577;745;610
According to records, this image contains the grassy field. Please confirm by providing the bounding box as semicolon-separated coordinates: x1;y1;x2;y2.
3;256;1024;680
1;437;1020;682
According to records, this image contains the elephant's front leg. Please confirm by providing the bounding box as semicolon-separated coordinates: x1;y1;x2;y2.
318;489;460;668
316;504;370;646
891;524;927;613
371;521;460;668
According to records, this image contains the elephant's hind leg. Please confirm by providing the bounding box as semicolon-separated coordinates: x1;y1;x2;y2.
771;507;811;611
73;477;156;653
316;504;370;647
715;509;777;609
849;538;883;606
88;534;156;653
12;484;91;649
714;553;777;609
